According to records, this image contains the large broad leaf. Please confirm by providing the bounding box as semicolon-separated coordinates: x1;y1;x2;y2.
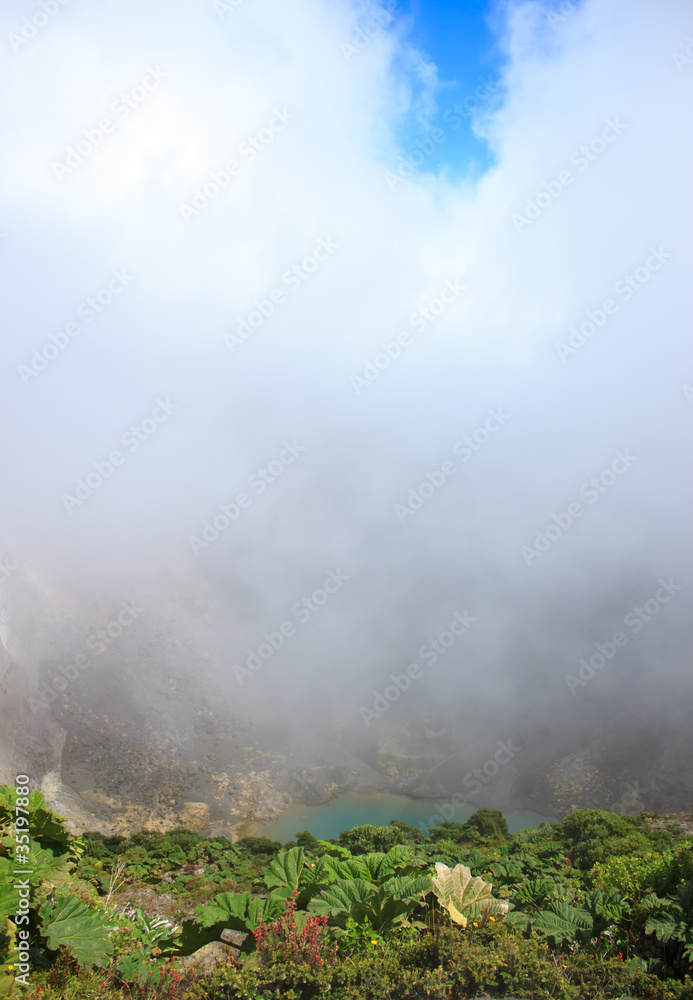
430;863;509;928
324;848;423;886
358;853;392;883
512;878;558;909
296;859;337;908
0;918;17;998
0;862;18;922
645;911;678;942
382;844;416;867
1;839;74;894
0;845;74;933
358;849;421;882
31;845;75;889
263;847;306;892
0;788;75;856
535;840;565;855
382;875;432;901
177;892;285;958
315;841;351;859
531;902;593;945
308;878;375;923
464;849;492;870
359;876;432;930
262;848;334;908
505;909;531;932
167;920;223;957
359;887;413;930
642;880;693;951
584;888;624;912
328;856;371;882
27;792;76;854
39;894;113;969
195;891;283;933
381;845;427;878
317;854;371;885
489;861;524;881
676;879;693;917
583;888;627;933
640;891;664;912
0;787;13;820
305;854;341;887
308;874;430;931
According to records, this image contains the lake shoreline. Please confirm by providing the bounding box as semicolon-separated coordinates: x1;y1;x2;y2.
253;788;558;843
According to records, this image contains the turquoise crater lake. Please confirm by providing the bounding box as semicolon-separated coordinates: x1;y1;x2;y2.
259;791;556;843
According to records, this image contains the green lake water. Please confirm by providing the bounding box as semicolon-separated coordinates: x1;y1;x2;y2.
260;791;556;843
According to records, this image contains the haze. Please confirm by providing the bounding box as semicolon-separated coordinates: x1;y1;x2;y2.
1;0;692;819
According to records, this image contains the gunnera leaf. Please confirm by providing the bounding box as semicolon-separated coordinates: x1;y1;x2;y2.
39;895;113;968
430;863;509;927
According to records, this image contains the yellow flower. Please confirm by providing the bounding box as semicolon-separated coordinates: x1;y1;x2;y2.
370;940;378;945
473;922;478;927
489;917;495;922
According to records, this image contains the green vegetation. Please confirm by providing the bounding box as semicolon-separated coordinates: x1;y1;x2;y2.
2;784;693;998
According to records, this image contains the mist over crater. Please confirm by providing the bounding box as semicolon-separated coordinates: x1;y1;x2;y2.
1;0;692;835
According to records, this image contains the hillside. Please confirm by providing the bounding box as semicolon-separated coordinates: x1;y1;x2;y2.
2;786;693;998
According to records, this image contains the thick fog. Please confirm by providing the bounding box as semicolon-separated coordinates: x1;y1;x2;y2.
1;0;692;803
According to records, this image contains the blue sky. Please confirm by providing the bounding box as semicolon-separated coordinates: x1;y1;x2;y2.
395;0;504;179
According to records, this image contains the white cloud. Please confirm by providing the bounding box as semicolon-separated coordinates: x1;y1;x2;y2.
1;0;692;727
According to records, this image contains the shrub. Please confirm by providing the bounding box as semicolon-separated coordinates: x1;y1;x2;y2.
591;851;679;899
236;837;283;857
560;809;672;869
462;808;510;840
295;831;318;848
427;821;467;844
82;831;125;861
337;824;405;855
253;891;338;971
387;820;427;845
